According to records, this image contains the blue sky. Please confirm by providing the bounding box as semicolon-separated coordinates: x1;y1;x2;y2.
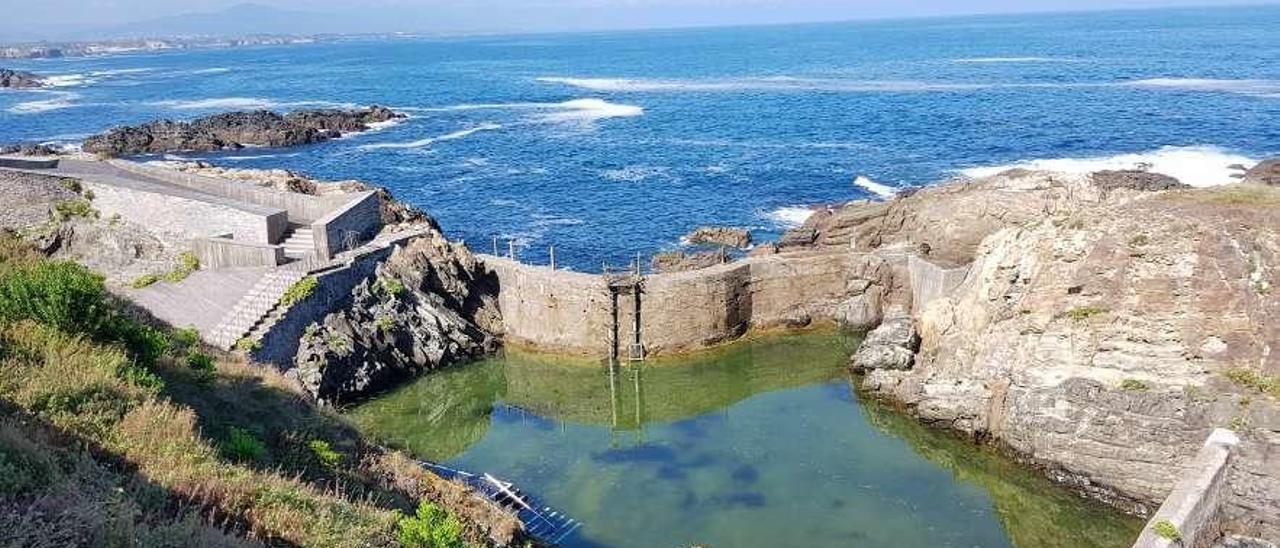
2;0;1274;39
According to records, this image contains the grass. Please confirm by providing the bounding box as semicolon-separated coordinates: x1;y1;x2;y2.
0;234;522;547
163;252;200;283
281;276;319;307
379;278;406;298
1119;379;1149;391
1174;183;1280;207
1223;367;1280;398
1151;519;1181;541
1063;305;1109;322
234;337;262;353
130;273;159;289
52;199;99;222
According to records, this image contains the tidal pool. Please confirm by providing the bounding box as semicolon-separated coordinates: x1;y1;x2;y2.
350;331;1142;547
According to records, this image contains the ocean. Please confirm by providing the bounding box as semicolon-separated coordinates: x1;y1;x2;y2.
2;5;1278;270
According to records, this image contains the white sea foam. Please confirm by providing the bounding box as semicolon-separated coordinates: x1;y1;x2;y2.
363;117;408;132
600;165;672;183
534;98;644;122
189;67;231;75
537;76;1028;93
765;206;816;228
357;123;502;150
8;91;79;114
958;145;1257;187
953;56;1066;63
1126;78;1280;98
43;74;90;87
853;175;899;199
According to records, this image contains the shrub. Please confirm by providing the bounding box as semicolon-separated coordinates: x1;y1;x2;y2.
163;252;200;283
234;337;262;353
307;440;342;470
0;260;111;335
397;501;465;548
130;273;159;289
1151;519;1181;541
376;315;396;333
1119;379;1148;391
169;327;200;353
185;351;215;373
221;427;266;462
58;178;82;193
0;422;57;495
1223;367;1280;398
52;199;98;221
280;276;319;307
379;278;406;297
1063;305;1108;322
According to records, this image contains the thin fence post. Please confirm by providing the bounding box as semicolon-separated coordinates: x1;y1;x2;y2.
492;236;498;256
549;246;556;270
508;239;515;261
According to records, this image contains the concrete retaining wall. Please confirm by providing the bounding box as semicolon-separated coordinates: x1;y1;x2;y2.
909;254;969;316
0;156;59;169
194;236;285;269
84;179;287;246
1132;429;1240;548
110;160;344;224
312;191;381;260
483;252;857;356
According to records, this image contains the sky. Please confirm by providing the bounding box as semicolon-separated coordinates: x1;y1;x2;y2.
0;0;1274;40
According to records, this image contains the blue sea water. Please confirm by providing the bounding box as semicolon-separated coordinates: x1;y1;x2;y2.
2;5;1279;270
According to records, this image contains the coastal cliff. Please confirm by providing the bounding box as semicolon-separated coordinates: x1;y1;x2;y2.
793;169;1280;539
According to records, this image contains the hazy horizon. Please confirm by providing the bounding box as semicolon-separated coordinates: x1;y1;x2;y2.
2;0;1276;42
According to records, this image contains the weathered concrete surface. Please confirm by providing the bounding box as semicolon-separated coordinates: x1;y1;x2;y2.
193;236;285;268
312;190;381;259
129;267;272;332
1133;429;1239;548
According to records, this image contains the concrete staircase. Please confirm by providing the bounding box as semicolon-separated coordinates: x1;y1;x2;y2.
281;226;317;261
207;269;308;349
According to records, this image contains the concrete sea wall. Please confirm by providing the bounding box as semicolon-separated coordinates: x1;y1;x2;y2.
84;179;286;245
1132;429;1240;548
482;252;859;357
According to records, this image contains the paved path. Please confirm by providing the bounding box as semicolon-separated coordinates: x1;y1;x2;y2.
130;267;272;333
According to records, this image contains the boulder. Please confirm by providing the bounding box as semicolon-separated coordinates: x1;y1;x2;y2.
0;68;43;89
685;226;752;249
1090;169;1189;192
850;317;919;371
1243;159;1280;187
651;249;726;273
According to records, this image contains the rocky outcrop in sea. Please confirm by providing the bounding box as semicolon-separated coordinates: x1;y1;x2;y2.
82;106;404;157
0;68;43;88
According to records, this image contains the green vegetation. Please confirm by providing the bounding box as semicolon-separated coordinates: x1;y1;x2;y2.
1223;367;1280;398
1151;520;1181;541
377;314;397;333
52;199;99;221
0;233;488;546
398;501;465;548
1119;379;1149;391
164;252;200;283
281;276;319;307
379;277;407;297
1128;234;1149;247
1063;305;1109;322
1227;415;1249;431
308;439;343;469
1183;184;1280;207
234;336;262;353
130;273;159;289
58;178;82;193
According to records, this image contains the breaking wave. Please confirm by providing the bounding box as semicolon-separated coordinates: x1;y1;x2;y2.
9;91;80;114
853;175;899;199
357;123;503;150
958;145;1257;187
764;206;817;228
1126;78;1280;98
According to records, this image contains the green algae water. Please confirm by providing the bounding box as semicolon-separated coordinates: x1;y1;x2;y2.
350;331;1141;547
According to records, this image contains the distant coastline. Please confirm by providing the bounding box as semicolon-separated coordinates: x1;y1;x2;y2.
0;34;327;60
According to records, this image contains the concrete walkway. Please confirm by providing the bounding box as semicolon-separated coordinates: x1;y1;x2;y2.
130;267;272;333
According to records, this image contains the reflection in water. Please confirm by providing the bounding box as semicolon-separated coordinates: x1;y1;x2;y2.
351;330;1141;547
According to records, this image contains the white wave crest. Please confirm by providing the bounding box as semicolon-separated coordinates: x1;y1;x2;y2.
854;175;898;199
357;123;502;150
534;98;643;123
953;57;1066;63
43;74;90;87
600;165;671;183
1127;78;1280;98
538;76;1023;93
765;206;816;228
189;67;231;75
8;91;79;114
958;145;1257;187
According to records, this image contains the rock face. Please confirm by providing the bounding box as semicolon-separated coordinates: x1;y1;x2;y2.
0;69;43;88
685;226;752;249
1091;169;1189;192
651;249;726;273
82;106;404;157
0;143;60;156
849;316;919;371
1243;159;1280;187
291;231;501;405
820;175;1280;537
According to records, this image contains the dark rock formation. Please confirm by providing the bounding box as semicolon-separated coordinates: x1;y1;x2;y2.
1091;169;1189;192
777;227;817;248
651;249;726;273
685;226;752;249
849;317;919;371
291;232;501;405
0;68;43;88
82;106;404;157
0;142;61;156
1243;159;1280;187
